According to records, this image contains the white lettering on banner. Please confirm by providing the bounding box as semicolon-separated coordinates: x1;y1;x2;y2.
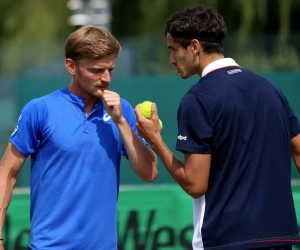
177;135;187;141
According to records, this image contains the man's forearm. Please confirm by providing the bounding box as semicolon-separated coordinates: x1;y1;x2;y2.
149;138;188;184
0;171;16;239
116;117;158;182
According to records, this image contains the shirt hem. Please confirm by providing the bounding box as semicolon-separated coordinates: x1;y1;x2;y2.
9;139;29;157
176;144;211;154
204;235;300;250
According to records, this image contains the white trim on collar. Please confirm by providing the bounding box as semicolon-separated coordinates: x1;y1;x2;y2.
201;58;240;77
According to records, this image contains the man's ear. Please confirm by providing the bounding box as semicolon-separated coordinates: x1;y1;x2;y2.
191;39;201;54
65;58;76;75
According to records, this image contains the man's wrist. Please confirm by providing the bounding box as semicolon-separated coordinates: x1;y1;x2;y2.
114;116;127;126
149;134;164;150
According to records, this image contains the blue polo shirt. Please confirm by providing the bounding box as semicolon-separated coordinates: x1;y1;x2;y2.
10;87;143;250
176;59;300;249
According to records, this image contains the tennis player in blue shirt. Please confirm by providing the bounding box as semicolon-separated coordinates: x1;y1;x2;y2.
0;26;158;250
135;5;300;250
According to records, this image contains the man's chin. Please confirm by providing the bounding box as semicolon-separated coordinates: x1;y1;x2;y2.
180;71;195;79
181;75;188;79
180;73;190;79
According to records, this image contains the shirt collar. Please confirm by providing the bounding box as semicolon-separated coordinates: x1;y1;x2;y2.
60;87;103;110
61;87;85;106
201;58;240;77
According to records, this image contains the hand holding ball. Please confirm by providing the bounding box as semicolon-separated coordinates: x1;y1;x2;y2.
139;101;163;129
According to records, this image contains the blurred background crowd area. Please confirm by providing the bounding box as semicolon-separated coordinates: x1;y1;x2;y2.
0;0;300;186
0;0;299;77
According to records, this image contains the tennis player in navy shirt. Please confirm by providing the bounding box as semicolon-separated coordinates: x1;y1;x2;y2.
135;5;300;250
0;26;158;250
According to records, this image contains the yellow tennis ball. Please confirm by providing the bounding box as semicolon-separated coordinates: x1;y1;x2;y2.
139;101;153;119
159;119;163;129
139;101;163;129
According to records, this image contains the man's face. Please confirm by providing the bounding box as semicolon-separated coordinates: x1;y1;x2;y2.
73;55;115;98
167;33;197;79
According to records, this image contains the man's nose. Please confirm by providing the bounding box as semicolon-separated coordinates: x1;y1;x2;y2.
169;54;176;65
101;69;111;82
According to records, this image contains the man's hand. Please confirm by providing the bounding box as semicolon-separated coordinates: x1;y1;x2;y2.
134;102;162;144
97;90;123;124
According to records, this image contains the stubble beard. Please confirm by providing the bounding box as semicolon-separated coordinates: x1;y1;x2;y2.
76;80;98;98
76;69;98;98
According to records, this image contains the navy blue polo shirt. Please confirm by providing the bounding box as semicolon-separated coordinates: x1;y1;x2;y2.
176;59;300;249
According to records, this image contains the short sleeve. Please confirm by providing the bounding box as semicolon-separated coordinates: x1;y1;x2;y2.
287;105;300;138
120;99;147;159
9;98;47;157
176;92;213;154
278;88;300;138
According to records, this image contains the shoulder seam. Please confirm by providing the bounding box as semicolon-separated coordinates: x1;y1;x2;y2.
40;97;49;137
188;91;213;125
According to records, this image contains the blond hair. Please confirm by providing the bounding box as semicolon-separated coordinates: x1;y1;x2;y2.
65;26;121;61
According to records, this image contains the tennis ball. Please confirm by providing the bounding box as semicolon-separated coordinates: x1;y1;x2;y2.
139;101;163;129
139;101;153;119
159;119;163;129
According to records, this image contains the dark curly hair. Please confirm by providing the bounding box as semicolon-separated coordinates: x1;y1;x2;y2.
164;5;227;54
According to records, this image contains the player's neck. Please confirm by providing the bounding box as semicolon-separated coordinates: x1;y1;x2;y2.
198;53;224;76
68;83;97;115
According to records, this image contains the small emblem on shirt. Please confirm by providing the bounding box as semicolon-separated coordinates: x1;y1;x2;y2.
227;69;242;75
177;135;187;141
11;125;18;136
103;113;111;122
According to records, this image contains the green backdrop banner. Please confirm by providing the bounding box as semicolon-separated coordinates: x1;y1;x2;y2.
3;186;300;250
13;72;300;187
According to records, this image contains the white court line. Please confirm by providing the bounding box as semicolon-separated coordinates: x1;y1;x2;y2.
13;181;300;195
12;184;179;194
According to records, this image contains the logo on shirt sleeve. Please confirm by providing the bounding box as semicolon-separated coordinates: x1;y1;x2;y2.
11;125;18;136
11;113;22;136
177;135;187;141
